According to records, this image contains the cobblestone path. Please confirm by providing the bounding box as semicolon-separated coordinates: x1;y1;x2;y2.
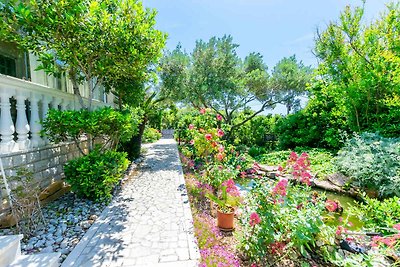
62;138;200;267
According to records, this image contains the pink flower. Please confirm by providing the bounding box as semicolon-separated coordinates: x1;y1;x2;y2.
236;165;241;170
188;124;194;130
199;108;206;114
205;133;212;140
289;151;298;162
216;114;223;121
216;129;224;137
189;139;194;145
393;224;400;231
222;179;240;197
216;153;224;161
240;171;247;178
272;179;288;197
325;199;338;212
218;145;225;152
253;162;261;170
277;165;283;172
249;212;261;226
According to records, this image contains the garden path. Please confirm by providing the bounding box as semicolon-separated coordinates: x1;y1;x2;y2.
61;138;200;267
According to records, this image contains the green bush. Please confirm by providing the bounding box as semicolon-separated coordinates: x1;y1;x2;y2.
142;127;162;143
335;133;400;198
350;195;400;233
42;107;142;152
230;112;279;149
64;150;129;201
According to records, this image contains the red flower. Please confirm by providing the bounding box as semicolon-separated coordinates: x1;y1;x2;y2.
200;108;206;114
217;129;224;137
216;114;223;121
216;153;224;161
325;199;338;212
188;124;194;130
249;212;261;226
205;133;212;140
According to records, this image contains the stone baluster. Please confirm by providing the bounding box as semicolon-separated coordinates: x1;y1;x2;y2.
29;93;43;148
42;95;51;144
0;90;16;153
15;92;30;150
60;99;68;111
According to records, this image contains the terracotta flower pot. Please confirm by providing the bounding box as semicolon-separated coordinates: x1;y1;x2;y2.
217;209;234;231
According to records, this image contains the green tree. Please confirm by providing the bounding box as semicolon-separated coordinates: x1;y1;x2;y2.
314;2;400;134
270;55;313;115
0;0;166;110
159;35;280;139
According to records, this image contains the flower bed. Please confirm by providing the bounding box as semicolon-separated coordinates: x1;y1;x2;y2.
180;108;400;267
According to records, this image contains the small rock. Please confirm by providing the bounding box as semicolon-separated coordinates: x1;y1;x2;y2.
89;214;98;220
41;246;53;253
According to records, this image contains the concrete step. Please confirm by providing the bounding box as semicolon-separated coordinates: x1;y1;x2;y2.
0;234;23;267
9;252;61;267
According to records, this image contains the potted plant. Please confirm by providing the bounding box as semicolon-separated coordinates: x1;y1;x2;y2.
206;179;241;231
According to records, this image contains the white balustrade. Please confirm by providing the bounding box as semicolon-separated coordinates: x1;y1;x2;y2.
15;92;30;150
0;74;110;154
0;90;16;153
29;93;43;148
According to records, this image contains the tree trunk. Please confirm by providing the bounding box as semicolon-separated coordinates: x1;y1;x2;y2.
124;118;147;159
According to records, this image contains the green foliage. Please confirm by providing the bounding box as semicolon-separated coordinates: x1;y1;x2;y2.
142;127;162;143
230;112;279;148
270;55;313;115
350;195;400;233
42;107;142;154
275;88;350;150
314;3;400;134
335;133;400;197
64;149;129;201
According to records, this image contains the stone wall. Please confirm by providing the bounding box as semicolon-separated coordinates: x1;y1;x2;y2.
0;140;88;212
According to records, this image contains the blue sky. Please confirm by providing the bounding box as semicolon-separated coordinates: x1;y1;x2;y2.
143;0;391;114
143;0;390;68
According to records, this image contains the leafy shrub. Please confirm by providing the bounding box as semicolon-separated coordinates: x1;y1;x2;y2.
275;91;350;150
42;107;142;153
64;150;129;201
230;112;279;148
142;127;162;143
335;133;400;197
247;146;266;158
350;195;400;233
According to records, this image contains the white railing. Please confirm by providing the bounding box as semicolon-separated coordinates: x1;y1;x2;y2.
0;75;109;154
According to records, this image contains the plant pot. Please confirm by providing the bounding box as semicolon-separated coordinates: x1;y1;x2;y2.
217;209;234;231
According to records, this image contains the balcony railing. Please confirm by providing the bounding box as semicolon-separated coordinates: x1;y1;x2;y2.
0;74;109;154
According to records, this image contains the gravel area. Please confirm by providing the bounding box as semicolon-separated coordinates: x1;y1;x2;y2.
0;158;141;264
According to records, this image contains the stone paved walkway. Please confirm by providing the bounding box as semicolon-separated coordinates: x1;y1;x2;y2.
62;138;200;267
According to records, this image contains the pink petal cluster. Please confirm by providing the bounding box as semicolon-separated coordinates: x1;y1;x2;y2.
205;133;212;140
217;129;224;137
189;139;195;145
200;108;206;114
218;145;224;152
216;114;223;121
249;212;261;226
325;199;338;212
272;179;288;197
216;153;224;161
222;179;240;197
188;124;194;130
